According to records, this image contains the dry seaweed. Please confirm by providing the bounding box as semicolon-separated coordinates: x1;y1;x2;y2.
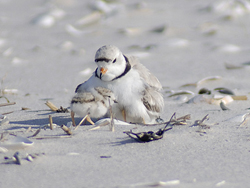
136;114;191;126
191;114;212;133
45;101;68;113
123;113;175;142
56;106;69;113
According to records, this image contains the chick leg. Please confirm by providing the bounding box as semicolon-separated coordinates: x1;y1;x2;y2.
86;115;95;125
121;109;127;122
74;114;89;130
71;111;76;126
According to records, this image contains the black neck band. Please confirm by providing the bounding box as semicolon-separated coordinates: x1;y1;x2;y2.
112;55;131;81
95;55;131;81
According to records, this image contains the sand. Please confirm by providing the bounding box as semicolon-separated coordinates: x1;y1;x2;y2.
1;0;250;187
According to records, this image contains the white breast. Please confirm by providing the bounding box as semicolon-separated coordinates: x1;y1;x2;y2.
107;69;150;122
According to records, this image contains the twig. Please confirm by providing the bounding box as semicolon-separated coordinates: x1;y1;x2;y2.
239;113;250;127
89;120;110;131
109;98;114;132
61;125;72;135
32;135;72;139
0;102;16;107
135;114;191;126
49;115;53;130
0;132;9;141
28;128;41;138
1;111;14;115
25;126;32;133
45;101;58;111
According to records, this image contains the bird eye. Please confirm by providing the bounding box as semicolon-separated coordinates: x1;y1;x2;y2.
112;59;116;63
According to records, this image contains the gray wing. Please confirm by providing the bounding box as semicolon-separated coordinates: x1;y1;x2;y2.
127;55;164;113
127;55;162;90
71;92;95;104
95;87;116;102
141;87;164;113
95;87;113;97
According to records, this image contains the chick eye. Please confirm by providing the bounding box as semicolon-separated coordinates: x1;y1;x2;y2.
112;59;116;63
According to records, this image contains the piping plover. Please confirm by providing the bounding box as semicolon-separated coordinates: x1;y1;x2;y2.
70;87;116;126
76;45;164;124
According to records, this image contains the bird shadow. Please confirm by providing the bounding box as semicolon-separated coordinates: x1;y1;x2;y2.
7;112;74;130
110;137;140;146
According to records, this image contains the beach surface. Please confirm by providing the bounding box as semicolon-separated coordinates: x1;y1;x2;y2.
1;0;250;187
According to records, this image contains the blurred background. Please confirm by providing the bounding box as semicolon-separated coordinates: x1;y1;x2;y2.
0;0;250;110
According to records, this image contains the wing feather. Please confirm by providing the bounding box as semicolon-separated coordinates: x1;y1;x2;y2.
127;55;162;90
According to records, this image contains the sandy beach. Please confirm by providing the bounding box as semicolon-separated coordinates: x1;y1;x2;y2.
1;0;250;187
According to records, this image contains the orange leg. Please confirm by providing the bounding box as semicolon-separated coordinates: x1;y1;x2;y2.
71;111;76;126
86;115;95;125
122;109;126;122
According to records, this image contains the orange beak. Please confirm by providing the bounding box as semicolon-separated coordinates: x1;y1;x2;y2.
100;67;108;74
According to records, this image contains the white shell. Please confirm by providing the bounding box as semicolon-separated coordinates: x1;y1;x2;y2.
217;44;241;53
11;57;26;65
186;94;233;105
0;38;7;48
65;24;83;37
59;41;74;51
196;76;222;86
215;180;226;187
49;8;66;20
32;8;65;28
0;136;34;150
0;115;9;126
119;28;143;36
76;11;103;27
225;113;250;123
211;0;250;18
95;118;131;126
0;147;8;153
166;38;189;48
186;95;211;104
34;14;55;28
3;47;13;57
2;88;18;94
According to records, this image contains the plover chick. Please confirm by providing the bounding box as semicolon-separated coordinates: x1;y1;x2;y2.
70;86;116;126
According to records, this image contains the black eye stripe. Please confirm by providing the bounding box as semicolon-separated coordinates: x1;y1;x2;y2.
95;58;111;63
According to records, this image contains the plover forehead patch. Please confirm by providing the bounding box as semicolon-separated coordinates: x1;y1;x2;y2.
95;45;120;61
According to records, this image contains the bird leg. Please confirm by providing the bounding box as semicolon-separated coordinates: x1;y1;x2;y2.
122;109;126;122
78;114;95;126
74;114;88;130
86;115;95;125
74;114;95;130
71;111;76;126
